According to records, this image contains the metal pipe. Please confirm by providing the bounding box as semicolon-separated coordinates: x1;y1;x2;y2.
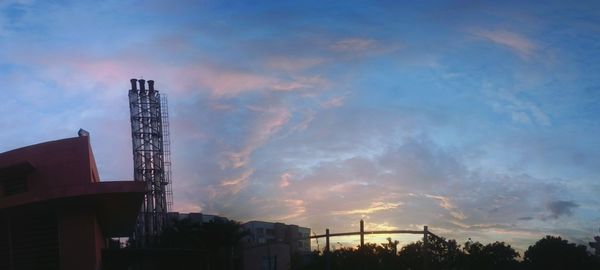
148;80;155;92
138;79;146;92
309;229;425;239
130;78;138;91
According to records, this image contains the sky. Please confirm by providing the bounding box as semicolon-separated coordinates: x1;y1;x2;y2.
1;0;600;252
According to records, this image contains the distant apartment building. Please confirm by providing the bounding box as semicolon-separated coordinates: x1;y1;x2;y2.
242;221;311;253
241;221;311;270
165;213;312;270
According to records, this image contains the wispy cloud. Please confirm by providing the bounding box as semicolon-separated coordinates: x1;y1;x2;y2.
220;169;254;194
332;202;403;216
484;82;552;126
330;38;376;52
266;57;325;72
196;68;277;98
471;29;537;59
279;172;292;188
221;106;291;169
322;95;346;108
425;194;467;221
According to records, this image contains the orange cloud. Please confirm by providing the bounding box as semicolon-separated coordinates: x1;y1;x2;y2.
332;201;403;215
220;169;254;194
425;194;466;221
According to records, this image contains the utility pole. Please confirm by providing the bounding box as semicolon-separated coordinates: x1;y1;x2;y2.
325;228;331;270
423;225;429;270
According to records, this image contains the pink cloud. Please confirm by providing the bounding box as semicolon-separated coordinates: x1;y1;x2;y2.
472;29;537;59
322;95;346;108
330;38;376;52
280;172;292;188
272;75;329;92
197;69;277;98
219;169;255;194
221;106;292;169
266;56;325;72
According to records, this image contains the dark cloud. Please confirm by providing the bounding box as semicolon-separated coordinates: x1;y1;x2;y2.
546;200;579;219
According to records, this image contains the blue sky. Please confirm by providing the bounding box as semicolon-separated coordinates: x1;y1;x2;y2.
1;0;600;252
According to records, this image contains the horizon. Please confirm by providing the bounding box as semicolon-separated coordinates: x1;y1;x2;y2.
1;0;600;252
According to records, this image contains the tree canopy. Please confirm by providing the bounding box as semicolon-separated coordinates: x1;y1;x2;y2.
297;234;600;270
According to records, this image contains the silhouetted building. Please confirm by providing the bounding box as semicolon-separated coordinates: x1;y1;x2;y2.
242;221;310;270
0;136;145;270
167;212;229;224
242;221;310;253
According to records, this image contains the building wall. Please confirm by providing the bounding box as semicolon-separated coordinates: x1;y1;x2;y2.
0;206;60;270
297;227;311;253
0;137;98;208
58;206;104;270
0;137;145;270
243;243;290;270
242;221;311;253
0;215;8;269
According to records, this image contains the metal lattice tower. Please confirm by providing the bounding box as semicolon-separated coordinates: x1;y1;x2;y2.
128;78;170;247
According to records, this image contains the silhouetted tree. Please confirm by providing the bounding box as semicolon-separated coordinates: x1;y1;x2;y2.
523;235;597;270
395;236;462;270
295;234;600;270
382;237;399;255
590;227;600;256
157;217;248;270
463;240;519;270
397;241;426;269
158;217;204;248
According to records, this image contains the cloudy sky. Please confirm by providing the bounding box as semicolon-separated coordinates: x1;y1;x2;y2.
1;0;600;251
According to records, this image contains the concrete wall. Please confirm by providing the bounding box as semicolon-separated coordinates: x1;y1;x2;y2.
58;207;104;270
243;243;290;270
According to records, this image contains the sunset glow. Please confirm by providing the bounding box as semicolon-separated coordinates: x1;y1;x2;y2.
1;0;600;251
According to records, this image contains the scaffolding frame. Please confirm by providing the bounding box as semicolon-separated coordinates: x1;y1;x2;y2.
161;95;174;212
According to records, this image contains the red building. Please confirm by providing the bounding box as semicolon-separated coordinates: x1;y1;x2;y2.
0;136;145;270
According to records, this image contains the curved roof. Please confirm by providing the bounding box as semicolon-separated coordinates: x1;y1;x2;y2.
0;136;145;236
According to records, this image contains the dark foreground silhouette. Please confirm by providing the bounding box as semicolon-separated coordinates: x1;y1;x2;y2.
297;235;600;270
106;218;600;270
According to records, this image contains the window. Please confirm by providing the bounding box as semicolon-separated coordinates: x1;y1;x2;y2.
261;255;277;270
0;162;33;196
2;176;27;196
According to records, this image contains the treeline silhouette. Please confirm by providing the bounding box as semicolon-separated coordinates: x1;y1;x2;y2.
124;217;600;270
297;235;600;270
156;218;248;269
